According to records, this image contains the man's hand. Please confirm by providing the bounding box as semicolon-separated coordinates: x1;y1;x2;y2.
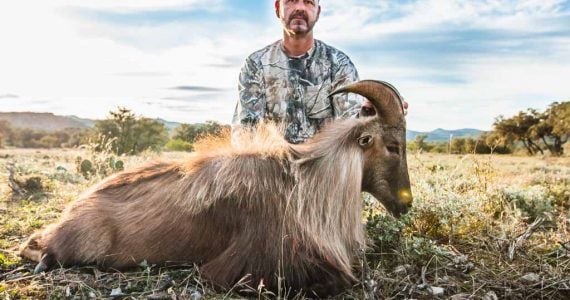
361;99;409;116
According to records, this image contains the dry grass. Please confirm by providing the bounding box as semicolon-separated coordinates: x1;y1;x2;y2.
1;148;569;299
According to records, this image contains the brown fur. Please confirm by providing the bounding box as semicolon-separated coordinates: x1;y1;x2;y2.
20;81;412;297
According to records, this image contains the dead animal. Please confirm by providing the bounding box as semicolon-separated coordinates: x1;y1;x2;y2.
20;80;412;297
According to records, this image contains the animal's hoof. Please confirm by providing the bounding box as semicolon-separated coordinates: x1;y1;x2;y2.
33;253;53;274
33;261;48;274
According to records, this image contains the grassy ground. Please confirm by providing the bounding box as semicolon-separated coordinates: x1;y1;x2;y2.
0;149;568;299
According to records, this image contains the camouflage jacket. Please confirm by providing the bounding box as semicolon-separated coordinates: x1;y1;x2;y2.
232;39;362;144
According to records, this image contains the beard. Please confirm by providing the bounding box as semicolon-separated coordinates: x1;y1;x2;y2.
285;12;317;36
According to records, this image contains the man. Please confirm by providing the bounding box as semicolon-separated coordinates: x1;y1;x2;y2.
232;0;365;144
232;0;405;144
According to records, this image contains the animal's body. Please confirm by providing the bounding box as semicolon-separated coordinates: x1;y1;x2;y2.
20;80;412;296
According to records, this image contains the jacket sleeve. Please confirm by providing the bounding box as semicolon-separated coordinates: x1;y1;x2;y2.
231;57;265;142
329;54;362;119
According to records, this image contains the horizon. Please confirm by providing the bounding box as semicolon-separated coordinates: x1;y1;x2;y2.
1;0;569;131
0;110;485;133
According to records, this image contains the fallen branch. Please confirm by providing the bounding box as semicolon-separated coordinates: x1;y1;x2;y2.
508;217;545;261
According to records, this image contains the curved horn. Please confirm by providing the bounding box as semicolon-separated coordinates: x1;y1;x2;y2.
329;80;405;125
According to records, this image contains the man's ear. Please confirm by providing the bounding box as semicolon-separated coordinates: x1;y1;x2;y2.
317;4;321;21
275;0;281;18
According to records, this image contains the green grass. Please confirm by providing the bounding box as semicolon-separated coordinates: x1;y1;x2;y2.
1;149;569;299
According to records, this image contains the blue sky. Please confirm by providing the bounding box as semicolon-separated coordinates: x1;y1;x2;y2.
0;0;569;131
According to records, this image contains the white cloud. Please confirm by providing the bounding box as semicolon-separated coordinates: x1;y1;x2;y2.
318;0;569;43
0;0;568;131
53;0;224;12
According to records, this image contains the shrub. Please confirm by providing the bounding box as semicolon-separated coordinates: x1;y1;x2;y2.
165;139;193;152
501;185;556;219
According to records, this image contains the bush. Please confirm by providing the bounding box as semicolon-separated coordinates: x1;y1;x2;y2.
501;185;556;219
165;139;193;152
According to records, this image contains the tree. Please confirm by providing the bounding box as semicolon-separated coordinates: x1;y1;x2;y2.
450;138;466;154
529;102;569;156
412;134;432;152
480;132;510;154
493;110;543;155
110;107;136;155
173;121;227;143
93;108;168;155
132;118;169;153
0;120;12;148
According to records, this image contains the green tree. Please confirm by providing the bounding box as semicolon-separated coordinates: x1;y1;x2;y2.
493;110;543;155
412;134;433;152
529;101;569;156
93;108;168;155
132;118;169;153
173;120;227;143
110;107;136;155
450;138;466;154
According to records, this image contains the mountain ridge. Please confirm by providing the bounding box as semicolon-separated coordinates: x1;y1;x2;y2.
0;112;484;141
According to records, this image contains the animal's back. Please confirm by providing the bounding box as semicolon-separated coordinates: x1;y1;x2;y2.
20;149;297;276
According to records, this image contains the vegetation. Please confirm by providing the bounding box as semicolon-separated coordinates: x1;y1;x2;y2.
91;107;169;155
0;120;91;149
408;101;569;156
0;109;230;156
3;101;567;158
1;148;568;299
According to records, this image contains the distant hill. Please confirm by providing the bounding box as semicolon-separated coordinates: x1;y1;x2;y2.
407;128;484;142
0;112;91;131
0;112;182;132
0;112;483;140
155;118;182;131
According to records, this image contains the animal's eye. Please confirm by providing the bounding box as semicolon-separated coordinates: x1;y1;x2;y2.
358;135;373;147
386;145;400;155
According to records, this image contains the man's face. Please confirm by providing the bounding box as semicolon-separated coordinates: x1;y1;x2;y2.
275;0;320;37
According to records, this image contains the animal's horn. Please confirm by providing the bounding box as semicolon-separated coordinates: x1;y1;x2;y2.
329;80;405;125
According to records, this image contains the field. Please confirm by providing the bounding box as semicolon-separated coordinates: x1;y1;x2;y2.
0;148;569;299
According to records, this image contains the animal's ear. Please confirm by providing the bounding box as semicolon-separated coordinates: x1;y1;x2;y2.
357;133;374;148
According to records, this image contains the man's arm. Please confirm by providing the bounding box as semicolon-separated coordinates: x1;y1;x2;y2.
231;57;265;142
330;54;408;117
329;54;365;119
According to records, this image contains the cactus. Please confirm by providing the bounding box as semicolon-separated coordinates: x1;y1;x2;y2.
114;160;124;171
79;159;94;178
75;155;124;179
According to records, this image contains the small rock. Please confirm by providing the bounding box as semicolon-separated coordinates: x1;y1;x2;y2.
110;287;125;297
449;294;472;300
453;254;469;265
88;292;97;299
483;290;498;300
146;292;171;300
520;273;540;283
393;264;412;275
187;288;202;300
428;286;445;296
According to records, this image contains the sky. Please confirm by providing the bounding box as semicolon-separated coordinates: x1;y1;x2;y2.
0;0;569;131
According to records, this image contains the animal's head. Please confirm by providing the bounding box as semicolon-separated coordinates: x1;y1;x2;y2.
330;80;412;217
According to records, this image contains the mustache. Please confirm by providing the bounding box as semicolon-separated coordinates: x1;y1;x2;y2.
289;12;308;22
